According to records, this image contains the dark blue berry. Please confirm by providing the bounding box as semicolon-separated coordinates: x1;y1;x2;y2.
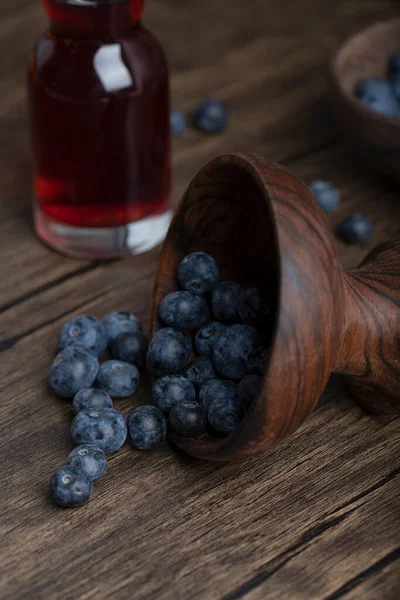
169;401;207;437
110;332;148;369
208;397;246;436
147;327;191;377
391;74;400;100
337;214;373;245
237;288;270;327
390;51;400;74
247;347;269;375
159;291;208;330
170;109;187;137
195;322;226;357
153;375;196;413
72;389;113;415
50;465;92;508
59;315;107;356
68;444;107;481
127;405;167;450
178;252;220;294
199;379;237;411
49;346;99;398
213;324;264;380
183;357;217;389
96;360;140;398
211;281;243;323
356;78;400;118
238;374;261;408
193;98;228;134
71;408;127;453
309;180;341;214
102;312;142;344
355;77;382;97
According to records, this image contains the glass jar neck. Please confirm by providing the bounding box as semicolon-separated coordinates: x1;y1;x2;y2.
42;0;145;38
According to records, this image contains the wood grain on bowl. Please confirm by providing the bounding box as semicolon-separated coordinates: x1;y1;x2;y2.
330;19;400;179
150;153;400;461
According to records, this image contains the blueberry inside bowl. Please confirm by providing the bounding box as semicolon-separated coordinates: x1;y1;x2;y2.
330;19;400;180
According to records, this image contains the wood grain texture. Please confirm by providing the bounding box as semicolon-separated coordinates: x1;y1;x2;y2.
0;0;400;599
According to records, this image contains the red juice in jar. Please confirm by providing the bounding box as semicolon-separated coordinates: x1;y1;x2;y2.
28;0;171;258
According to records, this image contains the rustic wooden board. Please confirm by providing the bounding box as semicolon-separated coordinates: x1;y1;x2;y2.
0;0;399;599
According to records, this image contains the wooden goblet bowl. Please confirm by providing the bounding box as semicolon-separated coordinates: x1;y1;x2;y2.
330;19;400;181
150;153;400;461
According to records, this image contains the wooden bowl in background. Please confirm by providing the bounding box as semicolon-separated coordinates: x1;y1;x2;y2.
330;19;400;180
150;154;400;461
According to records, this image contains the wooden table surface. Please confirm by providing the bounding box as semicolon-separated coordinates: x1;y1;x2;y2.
1;1;400;599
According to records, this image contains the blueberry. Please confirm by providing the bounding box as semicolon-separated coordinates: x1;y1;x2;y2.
211;281;243;323
169;401;207;437
213;324;264;380
72;389;113;415
96;360;139;398
170;109;187;137
390;51;400;74
159;291;208;330
146;328;191;377
110;332;148;369
247;347;269;375
102;312;142;344
127;405;167;450
355;77;382;97
309;180;341;214
71;408;127;453
237;288;270;327
153;375;196;413
193;98;228;134
356;78;400;118
178;252;220;294
59;315;107;356
183;357;217;389
49;346;99;398
208;397;246;436
195;322;226;357
391;73;400;100
50;465;92;508
337;214;373;245
68;444;107;481
199;379;237;411
238;374;261;408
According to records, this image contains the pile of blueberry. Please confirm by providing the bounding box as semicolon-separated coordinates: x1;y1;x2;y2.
49;255;269;509
170;98;228;137
309;181;373;245
355;51;400;119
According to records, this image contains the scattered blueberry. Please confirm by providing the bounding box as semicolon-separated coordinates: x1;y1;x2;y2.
194;321;226;357
213;324;264;381
147;327;191;377
178;252;220;294
67;444;107;481
238;374;261;408
183;357;217;389
102;312;142;344
170;109;187;137
309;180;341;214
208;397;246;436
49;346;99;398
50;465;93;508
355;77;382;97
169;401;207;437
193;98;228;134
237;288;270;327
110;332;148;369
199;379;237;411
59;314;107;356
96;360;139;398
71;408;127;453
127;405;167;450
211;281;243;323
159;291;208;330
337;214;373;245
72;389;113;415
153;375;196;414
356;78;400;118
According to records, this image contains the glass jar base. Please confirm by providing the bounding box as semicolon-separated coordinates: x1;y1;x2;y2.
34;206;172;260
